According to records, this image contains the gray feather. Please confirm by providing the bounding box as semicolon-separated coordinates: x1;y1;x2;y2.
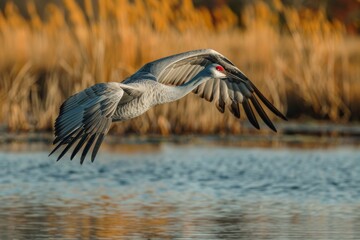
203;80;214;101
51;82;124;163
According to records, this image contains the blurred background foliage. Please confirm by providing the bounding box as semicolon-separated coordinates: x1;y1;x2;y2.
0;0;359;134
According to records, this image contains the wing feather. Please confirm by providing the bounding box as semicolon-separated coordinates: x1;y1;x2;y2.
92;133;105;162
216;80;229;113
71;134;88;160
202;80;214;101
193;74;285;131
250;95;277;132
211;79;220;102
251;82;288;121
50;82;128;164
81;134;97;164
56;129;83;161
195;82;206;97
230;101;241;119
232;83;243;103
243;98;260;129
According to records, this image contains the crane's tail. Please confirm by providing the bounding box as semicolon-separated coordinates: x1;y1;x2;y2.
49;83;124;164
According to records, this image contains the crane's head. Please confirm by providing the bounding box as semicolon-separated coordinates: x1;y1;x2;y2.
207;63;246;83
208;64;227;79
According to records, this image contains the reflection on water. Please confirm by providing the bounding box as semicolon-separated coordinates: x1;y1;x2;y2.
0;142;360;239
2;199;360;239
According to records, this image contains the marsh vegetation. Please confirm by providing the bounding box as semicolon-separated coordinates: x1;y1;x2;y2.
0;0;359;134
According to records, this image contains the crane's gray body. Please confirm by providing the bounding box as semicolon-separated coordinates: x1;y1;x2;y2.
112;80;185;121
50;49;287;164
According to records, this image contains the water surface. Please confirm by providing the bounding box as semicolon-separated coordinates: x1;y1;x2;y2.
0;139;359;239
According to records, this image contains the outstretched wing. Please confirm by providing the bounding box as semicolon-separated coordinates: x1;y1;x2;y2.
133;49;287;131
133;49;220;86
50;82;141;164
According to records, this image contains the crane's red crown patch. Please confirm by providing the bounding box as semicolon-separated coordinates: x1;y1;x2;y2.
216;65;224;72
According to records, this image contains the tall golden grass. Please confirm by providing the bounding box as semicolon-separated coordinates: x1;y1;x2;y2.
0;0;359;134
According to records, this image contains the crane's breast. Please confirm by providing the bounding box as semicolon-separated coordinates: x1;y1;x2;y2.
112;81;157;122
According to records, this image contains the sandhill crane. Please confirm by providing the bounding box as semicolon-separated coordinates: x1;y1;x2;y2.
50;49;287;164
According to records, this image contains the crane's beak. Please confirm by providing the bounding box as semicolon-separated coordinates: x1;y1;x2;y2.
225;71;246;83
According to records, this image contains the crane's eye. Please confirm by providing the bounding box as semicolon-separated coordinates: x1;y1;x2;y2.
216;66;224;72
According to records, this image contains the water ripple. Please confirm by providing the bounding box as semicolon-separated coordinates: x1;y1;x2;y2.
0;145;359;239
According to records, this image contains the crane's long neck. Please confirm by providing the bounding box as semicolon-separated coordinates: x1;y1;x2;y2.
172;74;210;100
155;72;211;105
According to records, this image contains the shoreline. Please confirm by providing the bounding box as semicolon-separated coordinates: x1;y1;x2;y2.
1;122;360;152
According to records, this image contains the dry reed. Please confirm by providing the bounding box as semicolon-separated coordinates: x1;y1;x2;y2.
0;0;359;134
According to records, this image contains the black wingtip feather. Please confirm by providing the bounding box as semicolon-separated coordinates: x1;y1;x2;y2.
216;98;225;113
251;83;288;121
49;131;77;157
49;142;62;157
250;95;277;132
55;129;84;162
80;134;97;164
91;133;105;162
53;137;60;145
71;134;88;161
243;98;260;130
230;101;241;118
